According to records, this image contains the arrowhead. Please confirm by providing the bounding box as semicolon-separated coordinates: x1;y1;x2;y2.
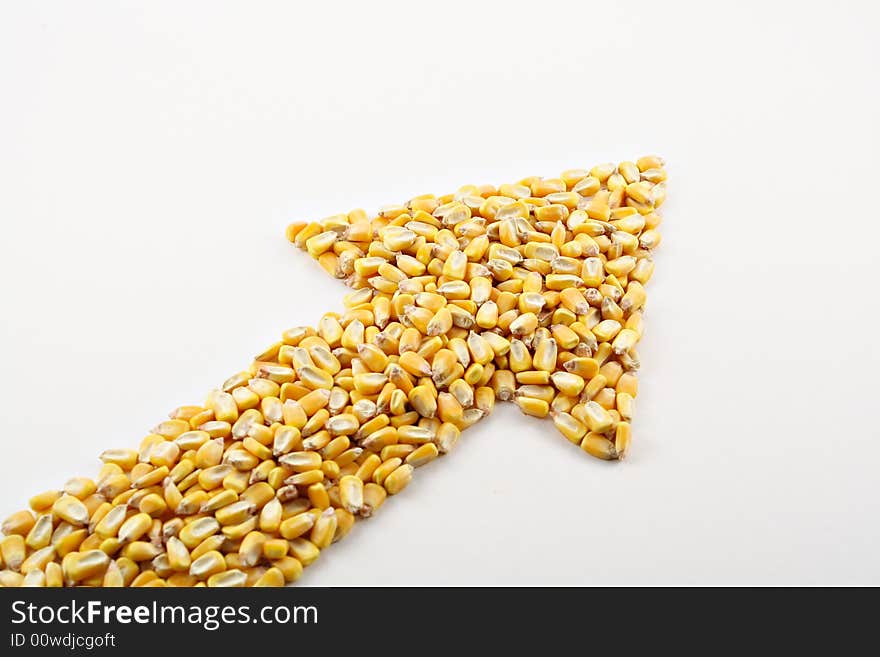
285;157;666;461
0;157;666;587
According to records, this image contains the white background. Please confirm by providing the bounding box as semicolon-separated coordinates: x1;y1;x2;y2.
1;1;878;585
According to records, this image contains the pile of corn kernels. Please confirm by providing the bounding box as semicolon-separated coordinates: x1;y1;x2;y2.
0;157;666;587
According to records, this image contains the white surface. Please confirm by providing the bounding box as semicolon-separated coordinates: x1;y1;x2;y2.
1;1;878;585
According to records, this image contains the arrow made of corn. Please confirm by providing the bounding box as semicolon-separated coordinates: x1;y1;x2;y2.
0;157;667;587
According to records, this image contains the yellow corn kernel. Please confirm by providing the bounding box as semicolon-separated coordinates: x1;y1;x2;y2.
406;442;439;467
612;328;639;355
179;517;220;550
581;401;614;433
78;532;103;553
52;495;90;527
550;371;586;396
99;448;138;470
463;362;484;385
220;516;257;541
466;331;494;365
288;539;320;567
371;458;401;486
552;412;588;444
616;372;639;397
1;535;26;571
516;370;550;385
532;338;558;372
61;549;108;582
406;384;436;418
381;445;413;462
509;312;538;337
268;556;302;584
598;361;623;387
489;369;515;401
253;566;286;587
189;550;227;580
550;324;580;350
515;396;550;418
339;475;364;514
353;453;380;482
205;569;246;587
581;433;618;460
563;357;599;379
278;451;322;473
163;536;190;572
582;374;607;401
2;510;36;537
122;541;163;562
279;512;315;541
256;538;286;562
118;513;152;543
310;508;338;549
614;422;632;458
238;531;267;568
431;422;459;454
25;514;53;550
383;464;414;495
616;392;635;421
177;489;209;516
29;490;62;513
593;387;617;410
